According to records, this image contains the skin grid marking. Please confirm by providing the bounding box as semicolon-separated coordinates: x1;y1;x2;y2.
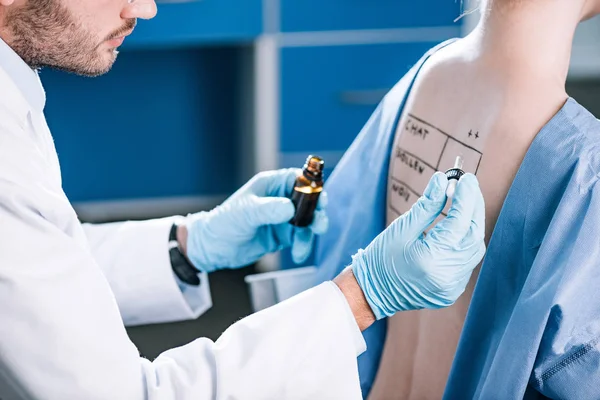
387;113;483;226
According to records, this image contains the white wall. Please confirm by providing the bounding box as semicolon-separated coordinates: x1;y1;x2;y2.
570;15;600;79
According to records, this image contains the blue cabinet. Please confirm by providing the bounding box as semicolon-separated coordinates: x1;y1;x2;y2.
43;47;243;203
126;0;262;48
280;42;440;156
280;0;462;32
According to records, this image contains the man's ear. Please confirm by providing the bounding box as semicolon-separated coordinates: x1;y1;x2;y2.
0;0;16;6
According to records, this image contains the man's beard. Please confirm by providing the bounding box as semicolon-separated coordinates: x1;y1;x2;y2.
5;0;134;77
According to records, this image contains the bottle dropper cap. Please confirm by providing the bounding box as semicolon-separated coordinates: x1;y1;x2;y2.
303;155;325;182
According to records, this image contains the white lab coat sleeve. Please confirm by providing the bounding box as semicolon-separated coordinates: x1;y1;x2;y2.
82;218;212;326
142;281;367;400
2;230;365;400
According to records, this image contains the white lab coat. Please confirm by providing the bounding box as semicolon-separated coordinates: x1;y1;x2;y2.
0;39;366;399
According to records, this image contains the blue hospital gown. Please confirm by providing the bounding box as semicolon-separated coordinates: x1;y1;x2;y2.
314;39;600;399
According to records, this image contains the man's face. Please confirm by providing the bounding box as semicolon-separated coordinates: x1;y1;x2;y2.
4;0;152;76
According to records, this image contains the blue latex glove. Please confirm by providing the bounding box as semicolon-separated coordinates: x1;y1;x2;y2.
352;172;486;319
186;169;329;273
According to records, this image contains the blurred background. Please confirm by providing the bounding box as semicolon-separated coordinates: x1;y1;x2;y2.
39;0;600;359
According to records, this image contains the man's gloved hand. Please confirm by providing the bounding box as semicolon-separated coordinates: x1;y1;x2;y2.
352;172;486;320
185;169;328;273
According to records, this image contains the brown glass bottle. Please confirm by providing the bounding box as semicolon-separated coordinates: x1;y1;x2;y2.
290;155;325;227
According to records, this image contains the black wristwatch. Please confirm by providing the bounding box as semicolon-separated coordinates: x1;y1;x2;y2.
169;223;201;286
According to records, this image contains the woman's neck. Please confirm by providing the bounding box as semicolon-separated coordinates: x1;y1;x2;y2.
466;0;588;94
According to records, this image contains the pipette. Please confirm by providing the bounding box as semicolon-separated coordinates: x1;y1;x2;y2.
445;156;465;198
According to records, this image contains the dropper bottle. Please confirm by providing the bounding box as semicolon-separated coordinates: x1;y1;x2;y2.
290;155;325;227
